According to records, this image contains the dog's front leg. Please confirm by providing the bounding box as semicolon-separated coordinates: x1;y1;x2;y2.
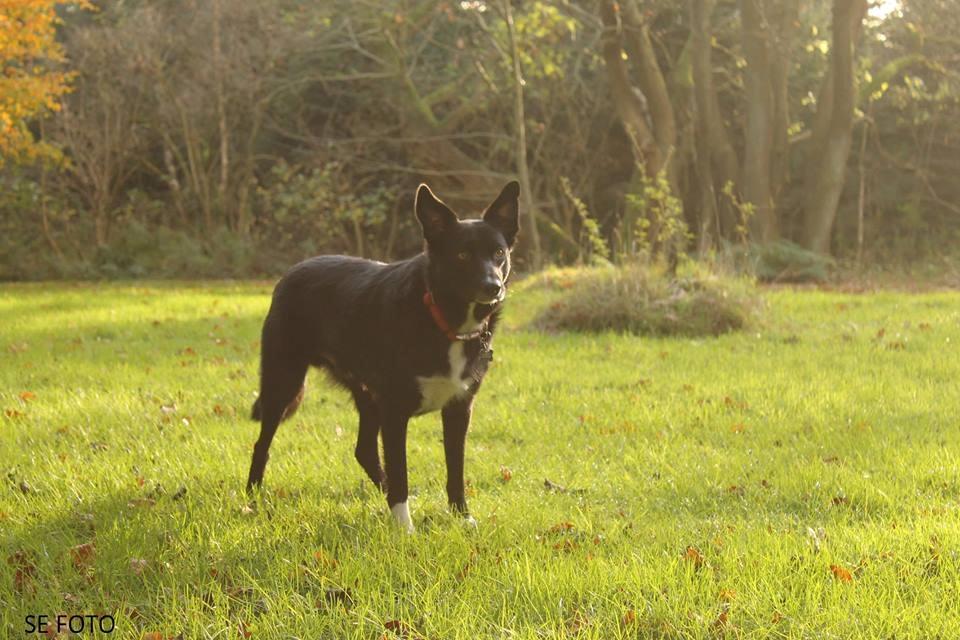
442;398;475;524
382;412;414;533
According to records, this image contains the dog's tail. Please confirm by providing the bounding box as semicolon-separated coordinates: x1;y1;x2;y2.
250;386;305;423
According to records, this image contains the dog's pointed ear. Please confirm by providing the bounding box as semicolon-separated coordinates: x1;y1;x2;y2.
483;180;520;247
415;183;458;242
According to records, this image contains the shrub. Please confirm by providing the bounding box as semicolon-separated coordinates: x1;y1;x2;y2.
743;240;834;283
532;263;762;337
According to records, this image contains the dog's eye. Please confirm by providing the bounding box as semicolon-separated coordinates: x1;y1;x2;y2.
457;251;470;261
494;248;505;259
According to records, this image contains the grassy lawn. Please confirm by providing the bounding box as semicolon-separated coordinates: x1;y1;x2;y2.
2;279;959;639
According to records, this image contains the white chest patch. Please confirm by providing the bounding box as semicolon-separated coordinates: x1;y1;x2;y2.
417;341;471;413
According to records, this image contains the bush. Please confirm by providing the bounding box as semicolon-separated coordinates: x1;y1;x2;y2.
531;264;762;337
743;240;834;283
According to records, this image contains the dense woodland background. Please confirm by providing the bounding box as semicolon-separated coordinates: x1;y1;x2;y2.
1;0;957;280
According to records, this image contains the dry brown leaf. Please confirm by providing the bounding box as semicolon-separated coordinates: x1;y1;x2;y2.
553;539;578;552
830;564;853;582
313;550;339;569
549;522;575;533
683;546;704;569
70;542;95;569
130;558;148;575
8;551;37;592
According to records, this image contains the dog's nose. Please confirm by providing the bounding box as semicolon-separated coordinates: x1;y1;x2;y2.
480;279;503;300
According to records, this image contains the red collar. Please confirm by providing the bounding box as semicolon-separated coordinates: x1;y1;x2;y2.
423;291;489;341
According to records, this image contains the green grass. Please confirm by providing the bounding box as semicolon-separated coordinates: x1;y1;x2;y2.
1;279;959;639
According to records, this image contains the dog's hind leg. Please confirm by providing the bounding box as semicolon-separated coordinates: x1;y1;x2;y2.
247;356;308;492
352;387;386;491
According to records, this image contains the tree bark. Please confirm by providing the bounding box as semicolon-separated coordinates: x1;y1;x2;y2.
502;0;543;269
802;0;868;254
690;0;718;251
740;0;776;242
212;0;229;234
618;0;677;182
599;0;662;178
769;0;799;199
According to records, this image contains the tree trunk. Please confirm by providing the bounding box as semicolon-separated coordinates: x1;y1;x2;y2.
690;0;719;252
502;0;543;269
599;0;662;178
212;0;229;234
740;0;776;242
619;0;677;183
769;0;799;199
802;0;868;254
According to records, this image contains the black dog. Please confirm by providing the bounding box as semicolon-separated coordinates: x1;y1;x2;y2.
246;181;519;531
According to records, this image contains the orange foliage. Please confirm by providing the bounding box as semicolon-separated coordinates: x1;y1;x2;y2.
0;0;90;164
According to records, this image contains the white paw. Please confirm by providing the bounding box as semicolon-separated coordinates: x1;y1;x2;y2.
390;501;415;534
462;514;478;529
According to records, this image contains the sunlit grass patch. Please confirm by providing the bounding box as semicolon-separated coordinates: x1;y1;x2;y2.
528;263;763;336
2;280;960;639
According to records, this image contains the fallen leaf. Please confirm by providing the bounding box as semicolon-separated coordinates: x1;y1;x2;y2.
127;498;156;509
383;619;423;639
130;558;148;575
70;542;96;569
313;549;339;569
238;622;252;638
712;605;730;630
4;408;25;419
19;391;36;402
318;587;353;608
499;466;512;483
683;546;704;569
549;521;575;533
830;564;853;582
8;551;37;592
566;609;590;634
730;423;746;433
552;539;578;552
136;476;145;487
621;609;637;626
